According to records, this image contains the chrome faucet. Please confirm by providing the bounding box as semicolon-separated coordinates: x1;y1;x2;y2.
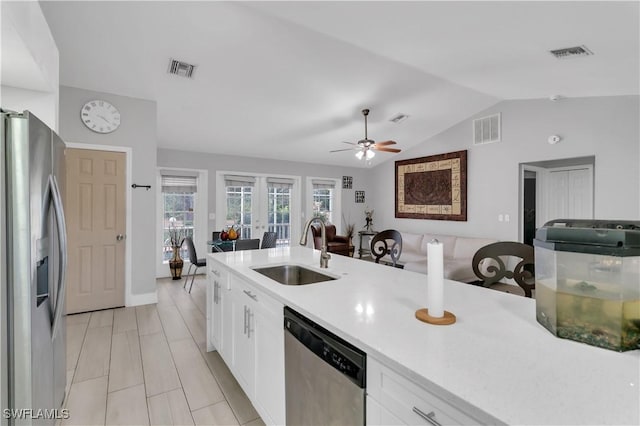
300;217;331;268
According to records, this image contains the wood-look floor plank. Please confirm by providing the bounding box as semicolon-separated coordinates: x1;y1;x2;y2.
106;384;149;426
66;322;88;371
113;307;137;334
62;376;108;426
157;305;192;342
136;304;163;336
88;309;114;329
201;350;259;425
74;326;112;383
109;329;144;393
140;332;181;397
169;338;224;411
191;401;239;426
147;389;194;426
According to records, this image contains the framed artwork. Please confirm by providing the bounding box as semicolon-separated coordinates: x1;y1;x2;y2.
355;190;365;203
342;176;353;189
395;150;467;221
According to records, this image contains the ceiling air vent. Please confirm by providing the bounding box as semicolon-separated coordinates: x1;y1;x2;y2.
549;45;593;59
168;59;196;78
389;113;409;124
473;113;501;145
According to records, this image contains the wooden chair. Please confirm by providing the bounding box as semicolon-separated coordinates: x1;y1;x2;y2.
370;230;403;267
183;237;206;293
471;241;535;297
260;231;278;249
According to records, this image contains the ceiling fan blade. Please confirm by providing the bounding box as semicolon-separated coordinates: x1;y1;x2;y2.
341;141;357;145
330;148;358;153
375;140;397;146
374;147;402;153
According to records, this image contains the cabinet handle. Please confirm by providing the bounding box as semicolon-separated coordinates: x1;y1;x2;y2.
243;289;258;301
247;309;253;339
412;407;442;426
214;281;219;304
243;306;249;335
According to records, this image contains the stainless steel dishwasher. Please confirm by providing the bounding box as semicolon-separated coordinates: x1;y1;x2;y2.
284;306;366;425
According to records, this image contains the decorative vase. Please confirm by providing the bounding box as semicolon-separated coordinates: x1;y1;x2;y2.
169;246;184;280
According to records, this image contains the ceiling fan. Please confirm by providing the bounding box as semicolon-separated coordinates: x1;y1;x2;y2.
330;109;402;160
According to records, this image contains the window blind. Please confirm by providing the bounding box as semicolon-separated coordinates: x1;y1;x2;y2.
312;179;336;190
161;175;197;193
224;174;256;187
267;177;294;189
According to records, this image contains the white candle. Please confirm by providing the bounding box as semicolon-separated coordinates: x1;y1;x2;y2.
427;239;444;318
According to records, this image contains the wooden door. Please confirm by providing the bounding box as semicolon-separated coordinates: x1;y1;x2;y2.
65;148;126;313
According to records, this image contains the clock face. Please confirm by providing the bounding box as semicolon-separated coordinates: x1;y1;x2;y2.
81;100;121;134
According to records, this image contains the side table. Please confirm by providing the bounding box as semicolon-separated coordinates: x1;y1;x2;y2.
358;230;377;259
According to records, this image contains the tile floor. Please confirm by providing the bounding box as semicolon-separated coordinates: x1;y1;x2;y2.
63;276;264;426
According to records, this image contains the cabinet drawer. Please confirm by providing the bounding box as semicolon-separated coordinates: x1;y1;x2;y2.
209;262;229;289
231;275;281;319
367;358;480;426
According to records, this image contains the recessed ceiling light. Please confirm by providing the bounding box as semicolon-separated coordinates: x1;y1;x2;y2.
549;45;593;59
389;113;409;124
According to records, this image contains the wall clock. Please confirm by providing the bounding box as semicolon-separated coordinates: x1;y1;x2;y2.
80;100;121;133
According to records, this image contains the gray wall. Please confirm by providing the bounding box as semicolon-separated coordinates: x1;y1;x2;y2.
59;85;158;295
368;95;640;241
157;149;373;237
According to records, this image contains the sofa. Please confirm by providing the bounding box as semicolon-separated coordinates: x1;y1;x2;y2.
311;223;351;256
379;231;497;283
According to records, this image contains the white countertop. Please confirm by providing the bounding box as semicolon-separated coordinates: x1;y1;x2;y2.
208;246;640;425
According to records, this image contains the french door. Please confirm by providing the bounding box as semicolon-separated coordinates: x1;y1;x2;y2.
218;174;300;247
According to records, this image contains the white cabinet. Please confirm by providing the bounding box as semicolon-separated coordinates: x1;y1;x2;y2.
229;278;256;392
207;262;228;354
212;272;285;426
253;292;285;425
367;358;484;426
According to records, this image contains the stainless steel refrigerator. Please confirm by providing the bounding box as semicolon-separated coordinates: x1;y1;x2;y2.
1;110;68;425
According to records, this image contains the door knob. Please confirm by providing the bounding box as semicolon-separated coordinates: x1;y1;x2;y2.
116;234;125;241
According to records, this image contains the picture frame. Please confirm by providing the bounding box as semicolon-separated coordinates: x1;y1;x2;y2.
355;190;365;203
342;176;353;189
395;150;467;221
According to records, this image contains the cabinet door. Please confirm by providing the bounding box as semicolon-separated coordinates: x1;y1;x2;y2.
254;304;285;425
230;289;255;397
220;285;233;362
366;396;404;426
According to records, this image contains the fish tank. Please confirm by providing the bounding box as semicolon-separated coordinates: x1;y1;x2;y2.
534;220;640;352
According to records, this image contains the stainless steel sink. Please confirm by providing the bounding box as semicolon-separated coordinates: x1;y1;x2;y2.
252;265;337;286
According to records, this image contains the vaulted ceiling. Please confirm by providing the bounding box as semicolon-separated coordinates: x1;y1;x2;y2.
40;1;639;168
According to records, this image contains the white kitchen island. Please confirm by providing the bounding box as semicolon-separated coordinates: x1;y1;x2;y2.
206;246;640;426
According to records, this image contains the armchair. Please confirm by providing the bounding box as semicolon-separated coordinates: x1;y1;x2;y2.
311;223;350;256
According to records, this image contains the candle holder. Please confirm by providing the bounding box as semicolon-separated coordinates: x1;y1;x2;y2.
416;238;457;325
415;308;456;325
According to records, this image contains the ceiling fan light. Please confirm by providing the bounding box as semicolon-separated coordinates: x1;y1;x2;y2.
355;150;364;160
366;149;375;160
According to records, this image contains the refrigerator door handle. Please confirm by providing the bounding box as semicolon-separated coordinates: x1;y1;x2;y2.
49;175;68;340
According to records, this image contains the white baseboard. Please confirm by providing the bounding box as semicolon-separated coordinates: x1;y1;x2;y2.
126;291;158;307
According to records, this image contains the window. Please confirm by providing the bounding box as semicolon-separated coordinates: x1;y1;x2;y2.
312;179;336;223
225;175;255;239
218;173;299;247
267;177;294;246
161;174;197;262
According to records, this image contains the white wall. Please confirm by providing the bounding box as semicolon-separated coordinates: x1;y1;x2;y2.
1;0;59;130
59;85;158;296
157;149;373;239
368;95;640;241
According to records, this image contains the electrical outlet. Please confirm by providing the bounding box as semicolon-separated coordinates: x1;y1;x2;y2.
498;214;504;222
505;214;510;222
